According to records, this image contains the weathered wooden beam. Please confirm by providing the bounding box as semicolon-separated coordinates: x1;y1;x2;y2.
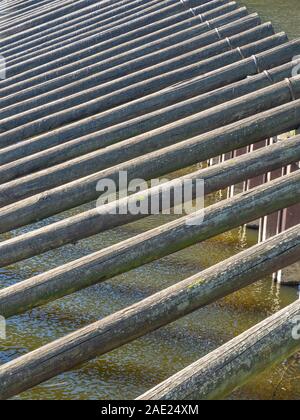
7;0;193;67
0;170;300;320
0;0;142;49
5;1;235;79
1;0;128;36
138;295;300;400
0;4;244;101
1;74;298;200
1;56;297;167
0;33;287;147
0;224;299;400
0;0;56;23
0;136;299;268
5;0;214;63
0;0;77;29
1;98;300;230
1;10;256;109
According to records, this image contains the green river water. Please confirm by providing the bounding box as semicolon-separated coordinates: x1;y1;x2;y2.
0;0;300;400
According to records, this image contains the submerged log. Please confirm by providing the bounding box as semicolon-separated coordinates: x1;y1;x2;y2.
0;224;299;400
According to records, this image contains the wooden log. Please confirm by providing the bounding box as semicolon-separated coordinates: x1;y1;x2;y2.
1;0;61;20
1;170;300;321
2;0;113;26
6;0;190;66
0;33;287;147
5;1;236;79
2;17;265;118
0;137;299;269
4;0;227;62
1;98;300;231
0;0;52;20
138;294;300;400
4;0;178;54
0;0;79;30
5;0;215;64
1;56;297;167
0;0;142;50
1;9;255;109
1;74;298;200
0;4;244;93
1;0;129;36
0;224;299;400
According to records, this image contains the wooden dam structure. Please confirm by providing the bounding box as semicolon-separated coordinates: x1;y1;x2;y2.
0;0;300;400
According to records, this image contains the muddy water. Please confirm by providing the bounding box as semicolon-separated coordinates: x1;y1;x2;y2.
0;0;300;401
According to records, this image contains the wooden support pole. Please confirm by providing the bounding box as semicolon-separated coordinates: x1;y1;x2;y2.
0;5;248;93
0;224;299;400
0;0;83;31
1;0;134;36
138;293;300;400
5;0;137;36
1;57;298;167
5;0;216;63
1;99;300;230
0;137;299;269
0;0;156;51
4;1;235;80
0;170;300;320
0;33;288;147
1;10;257;110
1;74;299;199
258;134;300;285
6;0;194;66
0;8;260;133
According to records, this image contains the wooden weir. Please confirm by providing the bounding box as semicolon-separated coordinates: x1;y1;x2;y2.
0;0;300;400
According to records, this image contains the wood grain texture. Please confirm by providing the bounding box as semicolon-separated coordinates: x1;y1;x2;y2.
0;224;299;400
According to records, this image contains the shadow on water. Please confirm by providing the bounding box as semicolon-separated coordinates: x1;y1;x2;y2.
0;0;300;401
